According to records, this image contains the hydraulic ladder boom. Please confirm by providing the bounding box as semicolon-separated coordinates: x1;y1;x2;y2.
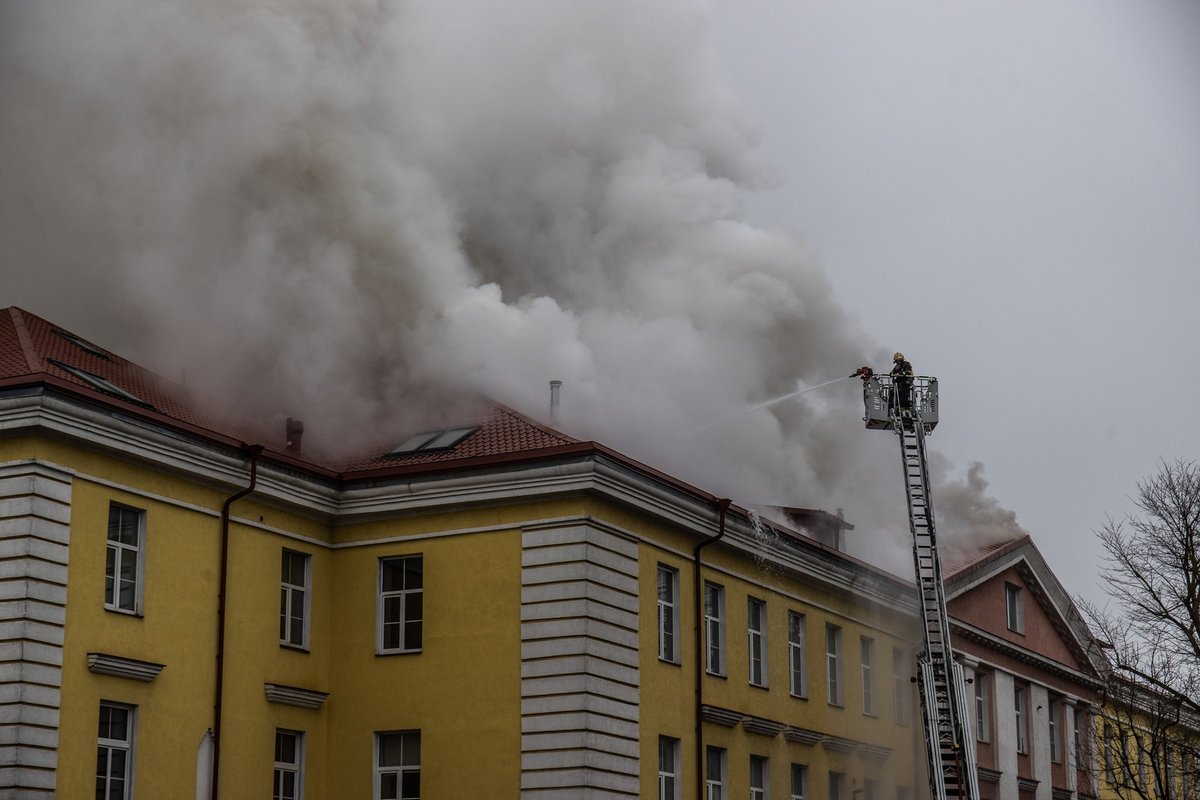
862;375;979;800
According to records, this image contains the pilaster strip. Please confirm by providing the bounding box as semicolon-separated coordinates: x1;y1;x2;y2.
520;524;640;799
0;460;72;797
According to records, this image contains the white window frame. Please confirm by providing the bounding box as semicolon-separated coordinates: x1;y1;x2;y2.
826;624;843;706
658;565;680;663
705;582;726;676
105;502;145;615
1014;684;1028;754
375;730;420;800
706;746;726;800
748;598;767;687
892;646;910;724
975;672;990;742
861;636;876;716
96;701;136;800
280;549;311;649
659;736;680;800
378;555;423;654
751;755;769;800
1006;583;1025;633
790;763;808;800
788;611;807;698
274;729;305;800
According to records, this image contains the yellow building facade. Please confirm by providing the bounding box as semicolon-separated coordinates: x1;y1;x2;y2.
1;306;933;798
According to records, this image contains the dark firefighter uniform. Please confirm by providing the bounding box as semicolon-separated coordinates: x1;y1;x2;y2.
891;352;914;413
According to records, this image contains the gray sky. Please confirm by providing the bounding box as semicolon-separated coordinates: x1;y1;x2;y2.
710;0;1200;606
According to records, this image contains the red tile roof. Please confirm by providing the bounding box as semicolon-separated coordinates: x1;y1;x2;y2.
1;307;576;476
940;535;1028;579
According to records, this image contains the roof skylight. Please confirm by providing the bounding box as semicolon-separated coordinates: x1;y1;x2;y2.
48;360;152;408
387;426;478;457
52;329;111;360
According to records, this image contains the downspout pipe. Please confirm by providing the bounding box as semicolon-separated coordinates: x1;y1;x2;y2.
212;444;263;800
694;497;731;799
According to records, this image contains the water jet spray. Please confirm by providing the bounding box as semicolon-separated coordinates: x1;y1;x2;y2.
689;374;855;435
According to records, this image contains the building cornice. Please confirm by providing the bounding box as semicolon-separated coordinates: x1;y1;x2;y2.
2;389;917;610
951;619;1104;690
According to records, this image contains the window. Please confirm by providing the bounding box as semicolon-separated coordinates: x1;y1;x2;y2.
974;672;990;742
274;729;304;800
379;556;423;653
706;746;726;800
865;779;879;800
387;426;477;456
1104;724;1116;784
1014;684;1028;754
280;550;310;649
861;636;876;715
658;565;680;663
105;503;144;614
50;359;150;407
826;624;843;705
748;598;767;687
788;612;807;698
1048;699;1061;763
1135;734;1148;788
829;771;846;800
376;731;420;800
1073;709;1084;767
751;755;769;800
96;701;135;800
705;583;725;675
659;736;680;800
1005;584;1024;633
892;647;910;724
790;764;808;800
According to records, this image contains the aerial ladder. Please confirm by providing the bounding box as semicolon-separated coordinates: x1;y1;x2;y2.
859;372;980;800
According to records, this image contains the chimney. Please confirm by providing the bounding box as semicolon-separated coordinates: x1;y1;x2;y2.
285;417;304;456
549;380;562;423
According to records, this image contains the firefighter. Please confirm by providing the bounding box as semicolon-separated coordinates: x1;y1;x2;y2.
891;352;914;415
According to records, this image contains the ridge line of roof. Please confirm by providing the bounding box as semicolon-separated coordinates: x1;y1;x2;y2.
9;308;40;375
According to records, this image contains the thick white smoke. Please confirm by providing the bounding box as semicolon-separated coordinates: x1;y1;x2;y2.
0;0;1021;572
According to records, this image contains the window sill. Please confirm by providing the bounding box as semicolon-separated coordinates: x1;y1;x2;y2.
705;670;727;680
659;657;682;667
104;606;144;619
789;692;808;701
279;642;310;654
376;649;423;657
749;682;769;691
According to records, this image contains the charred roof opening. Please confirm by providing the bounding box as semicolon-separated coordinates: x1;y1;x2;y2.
386;426;478;457
47;359;152;408
52;329;111;360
